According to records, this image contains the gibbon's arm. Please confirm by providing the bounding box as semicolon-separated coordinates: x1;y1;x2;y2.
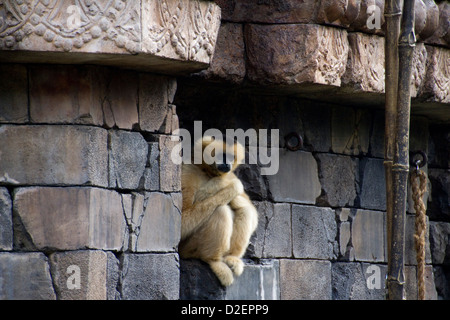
181;179;243;240
193;175;235;203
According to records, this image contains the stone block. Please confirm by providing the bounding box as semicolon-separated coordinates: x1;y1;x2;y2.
235;163;268;201
49;250;108;300
120;253;180;300
291;205;337;260
331;106;372;155
250;202;291;258
225;260;280;300
315;153;358;207
342;33;385;93
0;0;221;73
196;22;246;83
217;0;319;23
427;169;450;222
266;150;321;205
180;259;226;300
332;263;387;300
29;65;104;125
0;125;108;186
405;265;438;300
405;214;432;265
108;130;148;190
139;74;177;133
351;209;386;262
13;187;127;251
0;64;28;123
429;221;450;266
180;259;280;300
280;259;331;300
245;24;349;87
0;188;12;250
102;69;139;129
144;142;161;191
159;135;182;192
0;252;56;300
359;158;386;211
418;46;450;104
122;192;181;252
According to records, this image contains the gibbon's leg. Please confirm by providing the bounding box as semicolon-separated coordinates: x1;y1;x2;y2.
224;195;258;276
179;205;235;287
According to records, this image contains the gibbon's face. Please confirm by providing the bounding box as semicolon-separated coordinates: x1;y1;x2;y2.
199;138;244;177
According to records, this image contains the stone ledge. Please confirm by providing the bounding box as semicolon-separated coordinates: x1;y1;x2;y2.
0;0;221;74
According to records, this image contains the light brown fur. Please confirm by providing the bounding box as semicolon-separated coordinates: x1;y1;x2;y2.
179;137;258;286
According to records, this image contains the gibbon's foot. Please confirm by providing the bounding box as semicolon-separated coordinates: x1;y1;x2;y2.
209;260;234;287
224;256;244;276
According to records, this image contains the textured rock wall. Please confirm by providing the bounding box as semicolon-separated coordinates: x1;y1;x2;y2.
174;84;450;300
0;64;181;300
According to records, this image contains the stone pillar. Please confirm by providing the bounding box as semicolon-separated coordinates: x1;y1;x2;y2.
0;0;221;300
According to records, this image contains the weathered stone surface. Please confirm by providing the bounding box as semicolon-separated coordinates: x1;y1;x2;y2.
235;163;268;201
159;135;182;192
106;252;120;300
342;33;384;93
291;205;337;260
426;168;449;221
109;130;148;190
180;258;279;300
139;74;177;133
0;125;108;186
351;209;386;262
429;221;450;265
405;214;432;265
331;106;372;155
196;22;246;83
0;64;28;123
250;202;291;258
332;263;387;300
0;0;221;73
0;252;56;300
29;65;142;129
13;187;126;251
280;259;331;300
359;158;386;211
0;188;12;250
49;250;108;300
226;259;280;300
405;265;438;300
266;150;321;205
418;46;450;104
180;259;226;300
315;153;358;207
217;0;319;23
120;253;179;300
29;65;104;125
127;192;181;252
245;24;349;87
144;142;161;191
434;266;450;300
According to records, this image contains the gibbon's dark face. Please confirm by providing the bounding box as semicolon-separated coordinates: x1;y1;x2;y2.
201;142;237;177
214;152;235;173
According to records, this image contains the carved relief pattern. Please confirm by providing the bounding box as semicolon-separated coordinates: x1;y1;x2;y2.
0;0;220;63
145;0;220;62
0;0;140;53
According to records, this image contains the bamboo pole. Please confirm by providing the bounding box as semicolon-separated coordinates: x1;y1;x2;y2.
385;0;416;300
384;0;402;300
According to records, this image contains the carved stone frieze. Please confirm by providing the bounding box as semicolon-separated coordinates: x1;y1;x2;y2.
0;0;221;72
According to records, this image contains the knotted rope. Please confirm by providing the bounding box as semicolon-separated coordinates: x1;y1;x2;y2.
409;168;427;300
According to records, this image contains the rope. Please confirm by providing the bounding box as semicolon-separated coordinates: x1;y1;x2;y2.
409;168;427;300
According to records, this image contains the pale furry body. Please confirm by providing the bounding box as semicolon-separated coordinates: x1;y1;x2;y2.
179;139;258;287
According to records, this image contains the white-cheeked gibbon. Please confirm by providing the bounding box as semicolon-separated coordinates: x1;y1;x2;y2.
179;136;258;287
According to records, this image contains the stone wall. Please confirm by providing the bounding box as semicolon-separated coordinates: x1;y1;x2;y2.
174;84;450;300
0;64;182;300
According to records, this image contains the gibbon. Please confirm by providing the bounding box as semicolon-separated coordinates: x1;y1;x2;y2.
179;136;258;287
